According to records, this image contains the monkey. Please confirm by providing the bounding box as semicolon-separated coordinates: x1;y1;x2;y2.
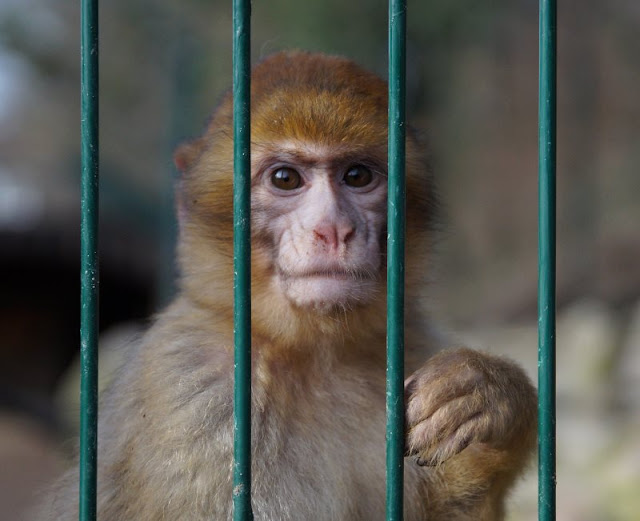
39;51;536;520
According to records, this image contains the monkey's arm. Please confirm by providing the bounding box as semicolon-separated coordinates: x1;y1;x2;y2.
404;348;537;520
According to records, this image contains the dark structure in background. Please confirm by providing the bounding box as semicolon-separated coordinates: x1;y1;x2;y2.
1;220;155;430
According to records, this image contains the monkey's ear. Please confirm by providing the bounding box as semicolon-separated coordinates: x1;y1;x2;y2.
174;138;205;174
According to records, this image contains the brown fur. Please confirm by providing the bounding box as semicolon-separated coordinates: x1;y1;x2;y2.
39;51;536;520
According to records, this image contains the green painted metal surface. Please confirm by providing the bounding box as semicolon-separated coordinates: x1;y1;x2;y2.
232;0;253;519
538;1;557;520
80;0;99;520
386;1;407;520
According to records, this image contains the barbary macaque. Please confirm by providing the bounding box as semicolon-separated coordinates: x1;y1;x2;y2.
41;51;536;520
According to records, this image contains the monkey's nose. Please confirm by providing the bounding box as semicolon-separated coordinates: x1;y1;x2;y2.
313;223;355;250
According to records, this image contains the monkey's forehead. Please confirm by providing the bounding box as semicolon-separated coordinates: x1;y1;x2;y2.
250;89;388;146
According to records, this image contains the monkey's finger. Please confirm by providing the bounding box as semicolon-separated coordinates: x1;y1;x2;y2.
405;392;485;456
411;411;491;467
405;366;485;427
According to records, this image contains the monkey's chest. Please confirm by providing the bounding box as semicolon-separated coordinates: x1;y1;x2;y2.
247;396;387;520
237;380;426;520
113;369;426;520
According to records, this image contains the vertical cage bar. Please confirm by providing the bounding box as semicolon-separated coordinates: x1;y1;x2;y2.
538;0;557;520
80;0;99;519
232;0;253;519
386;0;407;519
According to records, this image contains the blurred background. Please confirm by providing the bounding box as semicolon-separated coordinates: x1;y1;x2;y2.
1;0;638;519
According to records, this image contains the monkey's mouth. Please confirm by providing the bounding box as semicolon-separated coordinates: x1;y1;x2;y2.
275;266;379;309
288;269;372;280
277;266;376;282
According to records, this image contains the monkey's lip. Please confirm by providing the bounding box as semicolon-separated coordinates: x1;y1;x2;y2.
276;266;379;309
277;267;374;281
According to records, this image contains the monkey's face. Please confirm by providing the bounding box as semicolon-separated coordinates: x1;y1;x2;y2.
251;141;388;313
176;52;434;333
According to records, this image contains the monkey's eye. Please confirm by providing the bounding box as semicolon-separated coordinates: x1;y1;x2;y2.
271;167;302;191
344;165;374;188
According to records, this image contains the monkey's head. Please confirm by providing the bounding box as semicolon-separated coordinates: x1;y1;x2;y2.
174;51;435;348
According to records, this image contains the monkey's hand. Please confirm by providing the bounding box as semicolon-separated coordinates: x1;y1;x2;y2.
404;348;536;467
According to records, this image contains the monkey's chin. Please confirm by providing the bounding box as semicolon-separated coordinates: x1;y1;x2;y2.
279;274;378;313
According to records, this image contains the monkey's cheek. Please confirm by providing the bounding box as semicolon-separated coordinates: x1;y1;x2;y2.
280;276;377;311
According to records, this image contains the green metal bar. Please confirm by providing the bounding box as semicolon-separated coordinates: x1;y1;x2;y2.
232;0;253;519
538;0;557;520
386;0;406;519
80;0;99;520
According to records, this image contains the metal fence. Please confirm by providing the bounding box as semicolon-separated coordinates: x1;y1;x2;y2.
79;1;557;520
537;2;557;520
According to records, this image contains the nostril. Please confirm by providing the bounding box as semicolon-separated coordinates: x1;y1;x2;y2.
313;226;337;248
342;226;355;244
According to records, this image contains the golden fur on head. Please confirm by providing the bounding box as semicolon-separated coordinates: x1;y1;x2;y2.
173;51;435;352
